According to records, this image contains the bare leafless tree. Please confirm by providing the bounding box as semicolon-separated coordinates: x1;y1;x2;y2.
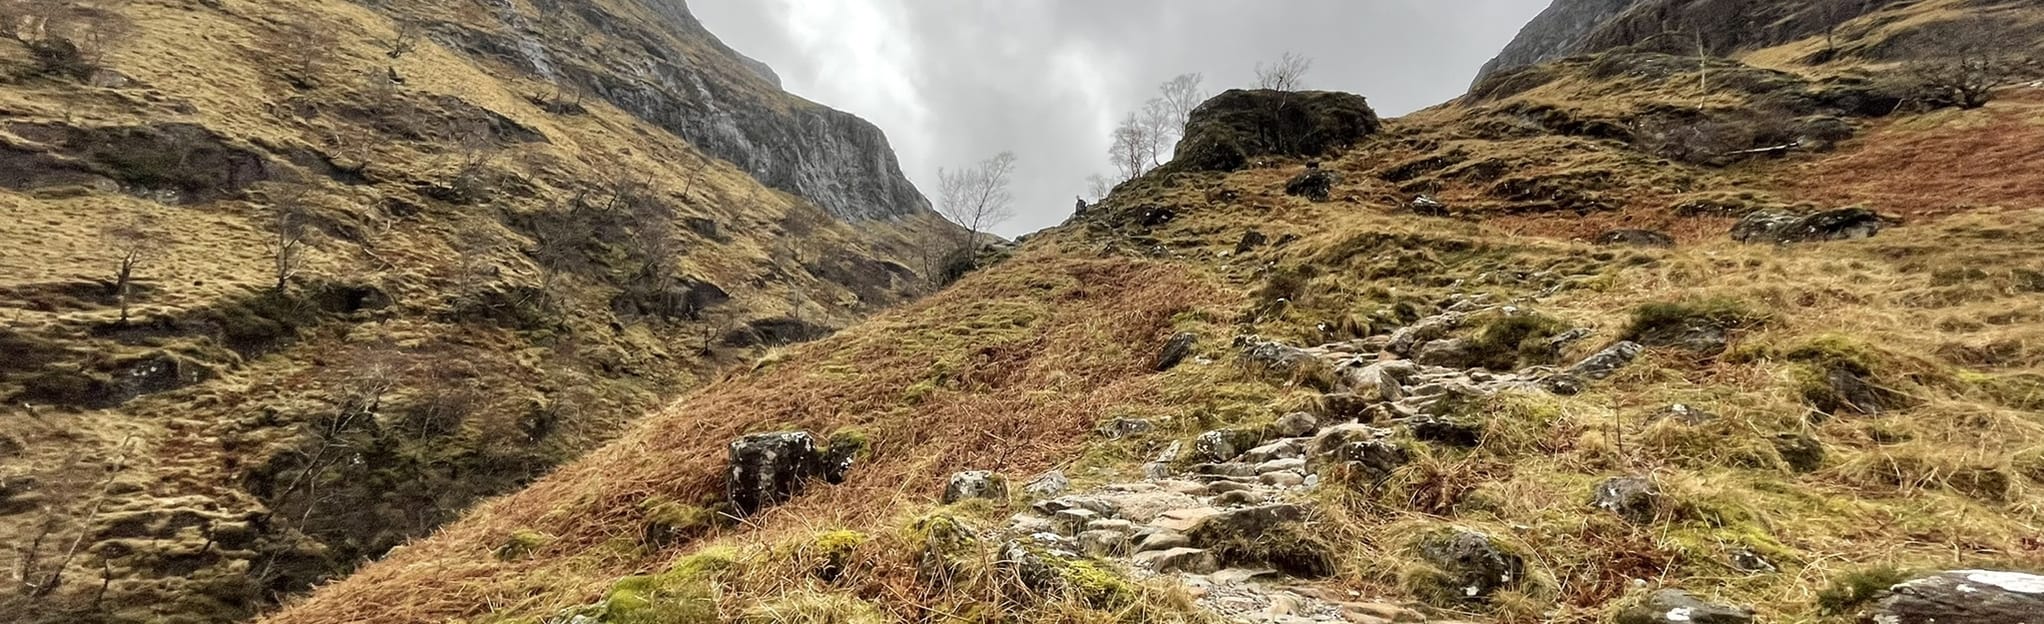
1085;174;1112;202
100;212;166;324
283;16;341;86
450;120;498;197
383;19;422;60
1138;98;1176;168
1158;73;1206;129
1255;52;1312;91
266;186;313;292
1109;114;1152;183
1906;22;2034;110
1809;0;1873;58
936;152;1017;270
69;1;124;67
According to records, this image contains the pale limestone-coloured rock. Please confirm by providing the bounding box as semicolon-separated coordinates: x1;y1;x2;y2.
1135;547;1220;574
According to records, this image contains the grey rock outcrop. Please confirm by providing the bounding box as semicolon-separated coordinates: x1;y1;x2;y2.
726;431;852;516
1157;332;1199;371
1416;528;1526;603
1616;589;1754;624
1473;0;1649;87
1732;208;1892;244
942;471;1009;504
1171;90;1382;173
1865;570;2044;624
463;0;937;223
1597;229;1676;248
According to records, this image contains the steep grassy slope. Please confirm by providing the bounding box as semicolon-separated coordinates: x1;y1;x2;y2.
0;0;957;622
262;25;2042;624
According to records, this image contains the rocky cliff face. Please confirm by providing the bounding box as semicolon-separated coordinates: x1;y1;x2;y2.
465;0;929;222
1475;0;2040;87
1473;0;1646;86
0;0;956;622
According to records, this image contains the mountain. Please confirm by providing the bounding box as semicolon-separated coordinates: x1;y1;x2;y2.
0;0;961;622
1475;0;2044;85
16;1;2044;624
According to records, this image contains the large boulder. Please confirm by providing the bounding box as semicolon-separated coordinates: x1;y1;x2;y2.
1307;424;1410;480
1187;504;1335;577
1617;589;1754;624
1283;163;1338;201
1155;332;1199;371
1864;570;2044;624
725;431;855;516
1732;208;1892;244
1414;528;1525;603
1170;89;1383;173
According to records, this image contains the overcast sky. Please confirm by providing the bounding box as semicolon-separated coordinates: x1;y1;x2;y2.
690;1;1548;236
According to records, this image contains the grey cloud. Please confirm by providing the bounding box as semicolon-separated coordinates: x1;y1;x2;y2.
690;1;1549;235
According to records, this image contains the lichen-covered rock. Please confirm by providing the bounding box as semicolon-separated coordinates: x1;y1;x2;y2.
1186;504;1334;576
1097;418;1156;439
1733;208;1892;244
1864;570;2044;624
1195;428;1269;463
1568;341;1645;381
1284;164;1338;201
726;431;851;516
1170;90;1382;173
1616;589;1754;624
1022;471;1071;498
1591;476;1661;523
942;471;1009;504
1548;341;1644;394
1414;528;1526;603
1597;229;1676;248
1272;412;1319;438
1388;314;1467;357
1237;335;1337;386
1307;424;1409;480
1156;332;1199;371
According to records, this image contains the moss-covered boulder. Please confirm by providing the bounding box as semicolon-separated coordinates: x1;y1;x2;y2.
1169;90;1383;172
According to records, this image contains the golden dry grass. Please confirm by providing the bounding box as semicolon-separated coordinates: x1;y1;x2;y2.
259;253;1226;623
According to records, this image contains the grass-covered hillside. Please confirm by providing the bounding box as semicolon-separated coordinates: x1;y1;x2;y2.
0;0;956;622
257;2;2043;621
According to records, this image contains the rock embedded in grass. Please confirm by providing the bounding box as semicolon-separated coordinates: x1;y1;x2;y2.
1596;229;1677;248
1771;433;1826;473
1412;528;1526;604
1616;589;1754;624
1590;476;1662;523
1732;207;1893;244
942;471;1009;504
726;431;851;516
1865;570;2044;624
1155;332;1199;371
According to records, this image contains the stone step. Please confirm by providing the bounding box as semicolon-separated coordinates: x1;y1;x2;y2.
1133;547;1219;574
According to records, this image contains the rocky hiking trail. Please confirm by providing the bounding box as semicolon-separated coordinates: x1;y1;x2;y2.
948;301;1689;624
720;295;2044;624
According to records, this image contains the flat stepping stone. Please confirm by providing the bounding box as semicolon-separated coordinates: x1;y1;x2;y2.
1136;531;1191;553
1211;568;1280;584
1134;547;1219;574
1153;507;1223;532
